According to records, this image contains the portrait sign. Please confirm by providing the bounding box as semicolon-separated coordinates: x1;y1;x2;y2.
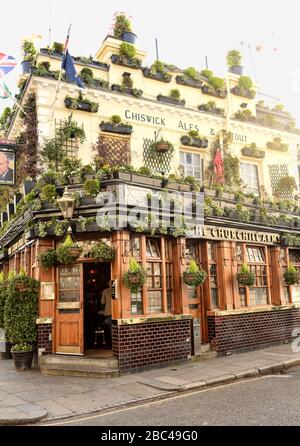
0;148;16;186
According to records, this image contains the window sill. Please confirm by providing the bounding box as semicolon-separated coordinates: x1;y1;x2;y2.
207;303;300;317
117;314;192;325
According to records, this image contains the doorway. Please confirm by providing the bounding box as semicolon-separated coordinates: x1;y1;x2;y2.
83;262;111;353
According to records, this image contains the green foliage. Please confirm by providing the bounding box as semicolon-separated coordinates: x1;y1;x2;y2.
0;276;7;328
236;264;256;287
40;184;57;203
266;137;289;152
274;103;284;112
56;245;80;265
284;264;299;285
83;179;100;197
113;13;132;39
138;166;151;175
209;76;224;90
150;60;165;73
201;69;213;79
4;274;39;348
65;93;99;112
170;88;180;100
39;249;58;269
188;129;200;138
276;176;297;198
91;242;115;262
11;344;33;352
52;41;64;53
80;67;93;81
226;49;242;68
111;115;122;124
184;66;197;79
124;258;147;292
120;42;136;59
40;138;65;170
61;157;84;179
60;118;86;142
183;260;207;287
238;76;253;90
234;109;254;121
21;39;37;61
0;107;13;133
223;153;241;188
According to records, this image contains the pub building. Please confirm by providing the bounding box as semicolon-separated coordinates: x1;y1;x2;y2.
1;25;300;376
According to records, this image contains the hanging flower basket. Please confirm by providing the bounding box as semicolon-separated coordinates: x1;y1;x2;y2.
153;139;174;154
124;258;147;292
183;261;207;288
284;265;300;286
236;264;256;287
91;242;115;262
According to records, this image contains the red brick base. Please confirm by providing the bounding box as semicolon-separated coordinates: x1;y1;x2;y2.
208;308;300;353
37;323;52;354
113;319;192;373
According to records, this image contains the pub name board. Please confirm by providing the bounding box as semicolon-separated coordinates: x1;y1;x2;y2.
199;226;280;244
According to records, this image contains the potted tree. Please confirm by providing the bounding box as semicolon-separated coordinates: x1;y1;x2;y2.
284;264;300;286
112;13;137;44
91;241;115;262
4;273;39;371
226;49;243;75
236;264;256;287
21;39;37;74
124;257;147;292
183;260;207;287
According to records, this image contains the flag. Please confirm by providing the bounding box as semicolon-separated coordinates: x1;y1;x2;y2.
0;53;17;78
0;81;11;99
61;26;84;88
62;50;84;88
214;149;224;184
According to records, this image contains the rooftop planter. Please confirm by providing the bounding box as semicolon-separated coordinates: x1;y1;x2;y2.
266;137;289;152
176;75;203;89
241;145;265;159
73;56;109;71
227;50;243;75
111;52;142;69
231;85;256;99
157;94;185;107
112;13;137;44
142;67;172;83
111;83;143;98
181;133;208;149
198;103;224;116
64;94;99;113
202;85;227;98
234;109;257;123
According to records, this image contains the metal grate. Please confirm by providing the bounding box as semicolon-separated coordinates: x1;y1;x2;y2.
268;164;291;199
95;134;131;167
55;119;80;159
143;138;173;174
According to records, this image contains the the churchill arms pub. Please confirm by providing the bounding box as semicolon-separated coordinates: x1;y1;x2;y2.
1;17;300;376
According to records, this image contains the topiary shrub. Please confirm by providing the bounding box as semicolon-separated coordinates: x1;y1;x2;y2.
226;49;242;68
120;42;136;59
4;274;39;350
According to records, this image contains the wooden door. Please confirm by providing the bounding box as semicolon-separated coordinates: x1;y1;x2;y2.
55;264;84;354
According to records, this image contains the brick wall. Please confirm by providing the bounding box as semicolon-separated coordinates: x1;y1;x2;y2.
208;308;300;353
113;319;192;373
37;323;52;354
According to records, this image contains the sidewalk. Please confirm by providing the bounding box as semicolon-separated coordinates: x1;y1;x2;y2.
0;343;300;425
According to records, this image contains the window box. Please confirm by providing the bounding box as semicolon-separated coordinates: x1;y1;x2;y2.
111;84;143;98
131;174;155;186
100;121;133;135
64;97;99;113
202;188;217;197
157;94;186;107
241;147;265;159
198;105;224;116
176;75;203;89
142;68;172;83
80;197;97;206
111;171;132;182
75;222;99;233
111;54;142;69
181;135;208;148
201;85;227;98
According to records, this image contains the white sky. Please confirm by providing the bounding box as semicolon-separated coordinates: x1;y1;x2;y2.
2;0;300;124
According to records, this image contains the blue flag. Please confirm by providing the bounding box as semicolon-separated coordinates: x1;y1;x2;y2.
62;50;84;88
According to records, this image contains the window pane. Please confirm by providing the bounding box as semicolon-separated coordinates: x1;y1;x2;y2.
179;151;202;180
131;291;143;315
240;162;259;195
147;291;163;313
249;288;267;305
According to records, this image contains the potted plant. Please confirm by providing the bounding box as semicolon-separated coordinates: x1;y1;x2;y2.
56;234;82;265
183;260;207;287
226;49;243;75
14;269;29;292
4;273;39;371
64;93;99;113
236;263;256;287
153;138;173;153
0;273;12;359
111;42;141;68
21;39;37;74
91;241;115;262
100;114;133;135
157;89;186;106
284;264;299;286
112;13;137;44
176;67;203;89
124;257;147;292
143;60;172;83
181;130;208;148
52;41;64;55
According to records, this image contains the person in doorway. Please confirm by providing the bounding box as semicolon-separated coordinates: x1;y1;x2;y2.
101;281;112;347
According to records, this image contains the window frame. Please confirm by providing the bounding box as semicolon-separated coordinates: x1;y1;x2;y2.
179;150;203;181
240;161;260;196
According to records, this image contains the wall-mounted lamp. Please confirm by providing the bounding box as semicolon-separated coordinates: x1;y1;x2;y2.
57;187;75;220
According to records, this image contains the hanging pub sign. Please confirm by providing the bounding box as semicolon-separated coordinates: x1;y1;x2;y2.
0;140;17;186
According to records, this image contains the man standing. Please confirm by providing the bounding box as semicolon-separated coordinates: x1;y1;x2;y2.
0;152;14;183
101;281;112;347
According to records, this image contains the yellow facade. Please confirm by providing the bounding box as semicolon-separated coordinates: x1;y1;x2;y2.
8;36;300;197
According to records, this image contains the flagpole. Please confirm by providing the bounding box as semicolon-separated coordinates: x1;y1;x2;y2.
49;23;72;135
